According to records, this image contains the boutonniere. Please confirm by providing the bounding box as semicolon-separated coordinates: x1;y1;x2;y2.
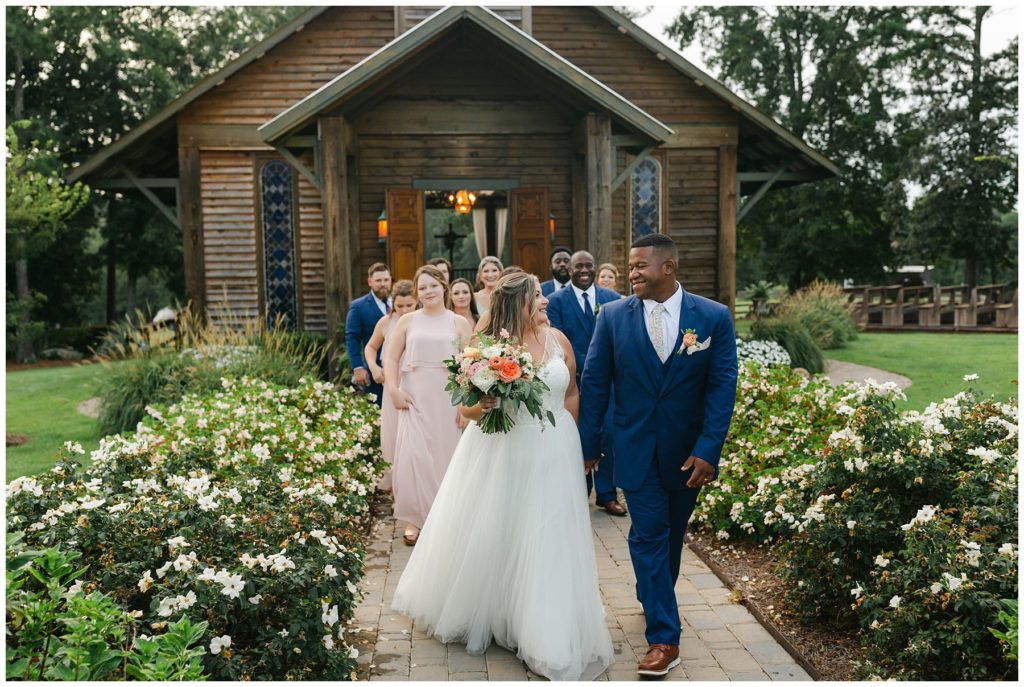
594;300;601;316
677;328;711;356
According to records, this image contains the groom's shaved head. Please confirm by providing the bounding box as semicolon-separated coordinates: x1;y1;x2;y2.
631;234;678;265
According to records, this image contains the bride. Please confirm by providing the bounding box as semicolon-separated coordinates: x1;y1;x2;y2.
391;272;614;681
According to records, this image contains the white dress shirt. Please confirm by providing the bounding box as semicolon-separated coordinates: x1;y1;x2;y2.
642;283;682;359
570;282;598;315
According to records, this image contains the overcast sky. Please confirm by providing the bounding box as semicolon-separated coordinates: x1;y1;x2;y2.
632;4;1020;75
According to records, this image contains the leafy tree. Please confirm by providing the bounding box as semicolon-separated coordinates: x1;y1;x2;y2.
894;7;1017;289
6;123;89;361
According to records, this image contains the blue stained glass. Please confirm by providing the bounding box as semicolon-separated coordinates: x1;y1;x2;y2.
631;157;661;239
260;160;298;330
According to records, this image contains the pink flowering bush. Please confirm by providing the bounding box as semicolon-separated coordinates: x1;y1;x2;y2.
7;377;383;680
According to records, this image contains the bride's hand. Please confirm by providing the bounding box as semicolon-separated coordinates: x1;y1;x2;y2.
479;395;499;413
455;413;469;429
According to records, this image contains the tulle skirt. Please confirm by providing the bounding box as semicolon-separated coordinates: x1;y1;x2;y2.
391;410;613;681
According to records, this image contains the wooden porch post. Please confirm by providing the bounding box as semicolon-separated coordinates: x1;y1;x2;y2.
585;113;612;265
319;116;353;352
177;142;206;315
717;144;738;315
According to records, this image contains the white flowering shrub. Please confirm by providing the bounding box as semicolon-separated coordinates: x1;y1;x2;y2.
7;377;383;681
770;382;1018;680
736;338;791;367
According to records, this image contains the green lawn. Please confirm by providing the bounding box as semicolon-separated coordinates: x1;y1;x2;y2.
6;363;105;482
825;332;1018;409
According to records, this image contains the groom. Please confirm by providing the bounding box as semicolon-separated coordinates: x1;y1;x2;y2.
578;234;738;677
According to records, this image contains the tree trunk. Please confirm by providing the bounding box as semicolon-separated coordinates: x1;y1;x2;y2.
15;257;35;363
106;240;118;323
125;271;137;314
965;256;979;292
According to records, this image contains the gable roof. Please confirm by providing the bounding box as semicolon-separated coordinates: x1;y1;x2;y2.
259;6;674;145
68;6;331;183
591;7;839;177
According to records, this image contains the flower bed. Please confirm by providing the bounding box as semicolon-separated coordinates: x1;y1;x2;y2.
7;377;383;680
694;367;1018;680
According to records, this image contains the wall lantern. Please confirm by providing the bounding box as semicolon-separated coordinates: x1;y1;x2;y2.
447;189;477;214
377;209;388;244
549;211;556;240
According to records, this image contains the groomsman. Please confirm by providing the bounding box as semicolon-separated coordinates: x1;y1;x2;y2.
546;250;626;516
346;262;392;406
540;246;572;296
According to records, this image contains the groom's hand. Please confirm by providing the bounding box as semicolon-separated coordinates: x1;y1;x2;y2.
584;458;600;475
682;455;715;488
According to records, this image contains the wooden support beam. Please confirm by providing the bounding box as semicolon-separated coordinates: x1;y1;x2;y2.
718;145;738;315
92;177;179;190
612;145;655;191
177;145;206;313
274;145;320;191
738;165;787;223
738;171;816;182
585;113;613;266
319;116;352;354
118;165;179;229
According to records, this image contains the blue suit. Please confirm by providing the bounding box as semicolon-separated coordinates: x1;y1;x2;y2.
547;284;621;504
578;286;737;645
540;279;568;297
345;292;387;406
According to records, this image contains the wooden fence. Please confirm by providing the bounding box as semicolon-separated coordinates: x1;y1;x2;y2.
843;283;1017;331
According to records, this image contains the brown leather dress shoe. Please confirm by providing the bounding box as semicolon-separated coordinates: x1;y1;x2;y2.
602;500;628;517
637;644;680;677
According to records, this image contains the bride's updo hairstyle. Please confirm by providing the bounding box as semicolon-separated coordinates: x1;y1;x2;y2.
482;272;537;342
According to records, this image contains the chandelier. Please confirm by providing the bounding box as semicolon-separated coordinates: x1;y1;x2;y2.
447;189;477;214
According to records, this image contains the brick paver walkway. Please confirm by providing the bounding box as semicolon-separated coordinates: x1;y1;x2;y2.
347;503;812;681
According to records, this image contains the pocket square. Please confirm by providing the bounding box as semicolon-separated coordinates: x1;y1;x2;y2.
686;336;712;355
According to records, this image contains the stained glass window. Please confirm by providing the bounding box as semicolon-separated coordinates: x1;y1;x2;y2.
260;160;298;330
630;156;662;239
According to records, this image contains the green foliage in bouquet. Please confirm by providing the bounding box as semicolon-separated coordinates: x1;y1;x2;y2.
7;377;384;680
444;332;555;434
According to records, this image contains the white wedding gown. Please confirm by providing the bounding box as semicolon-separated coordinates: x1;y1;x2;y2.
391;332;614;681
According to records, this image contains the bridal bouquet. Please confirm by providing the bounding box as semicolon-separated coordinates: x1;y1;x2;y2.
444;330;555;434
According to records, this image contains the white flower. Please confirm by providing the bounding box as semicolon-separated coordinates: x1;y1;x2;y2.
65;580;84;598
874;555;890;568
107;502;130;513
167;536;190;551
197;567;218;582
172;553;195;572
962;540;982;567
64;441;85;455
322;602;339;627
249;594;263;605
962;373;979;381
889;595;901;609
998;543;1015;556
346;580;359;595
177;590;197;609
157;596;178;617
155;561;173;579
138;570;154;592
324;564;338;578
219;573;245;599
850;585;863;598
323;634;335;650
967;446;1000;465
930;582;943;594
209;635;232;655
481;345;501;359
900;504;938;531
846;520;857;530
470;365;499;392
943;572;965;592
348;646;359;659
279;628;290;638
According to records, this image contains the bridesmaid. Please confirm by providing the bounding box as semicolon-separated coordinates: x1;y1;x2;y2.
449;277;479;330
597;262;621;294
363;279;417;492
385;266;473;545
473;256;503;315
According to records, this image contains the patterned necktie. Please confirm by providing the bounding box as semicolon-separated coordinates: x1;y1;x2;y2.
649;303;666;362
582;291;595;324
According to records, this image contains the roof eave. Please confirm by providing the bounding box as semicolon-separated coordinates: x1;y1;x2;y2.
591;7;840;178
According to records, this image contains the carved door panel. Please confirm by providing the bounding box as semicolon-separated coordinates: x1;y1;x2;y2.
386;189;424;282
510;187;550;279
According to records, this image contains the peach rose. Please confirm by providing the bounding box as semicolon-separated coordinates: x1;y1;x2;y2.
683;332;698;348
488;356;505;370
463;347;481;361
498;361;522;383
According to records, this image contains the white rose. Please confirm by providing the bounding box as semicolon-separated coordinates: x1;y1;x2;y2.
481;346;501;359
470;366;499;393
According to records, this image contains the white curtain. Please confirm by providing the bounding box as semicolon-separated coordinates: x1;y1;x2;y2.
495;208;509;260
472;208;488;260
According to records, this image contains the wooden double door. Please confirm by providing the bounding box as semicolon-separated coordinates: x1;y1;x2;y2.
386;187;550;281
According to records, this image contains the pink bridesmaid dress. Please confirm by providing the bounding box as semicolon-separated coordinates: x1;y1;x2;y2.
391;309;461;529
378;314;401;491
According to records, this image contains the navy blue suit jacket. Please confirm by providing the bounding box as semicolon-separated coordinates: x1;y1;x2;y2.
345;293;386;372
540;279;568;298
546;284;621;380
577;288;738;492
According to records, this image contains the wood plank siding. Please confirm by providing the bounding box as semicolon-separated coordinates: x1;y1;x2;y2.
179;7;396;126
